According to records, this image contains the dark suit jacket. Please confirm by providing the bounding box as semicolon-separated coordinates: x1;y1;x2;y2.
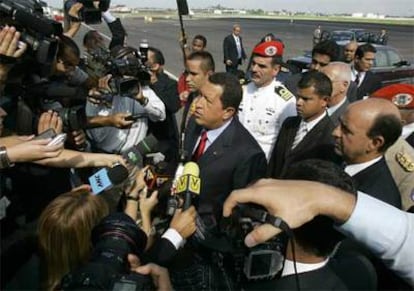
143;236;177;267
346;81;358;103
244;264;348;290
329;98;350;128
185;117;266;222
267;115;340;178
149;72;181;169
352;157;402;208
223;34;246;65
356;71;382;100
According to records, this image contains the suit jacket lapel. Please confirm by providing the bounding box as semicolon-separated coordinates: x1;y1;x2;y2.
197;119;236;165
290;115;330;154
285;117;302;155
184;116;202;160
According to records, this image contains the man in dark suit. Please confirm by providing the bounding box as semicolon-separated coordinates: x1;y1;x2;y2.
180;51;215;134
223;24;246;74
352;43;382;100
267;71;339;178
147;47;181;172
170;72;267;290
333;98;402;208
371;84;414;210
321;62;352;127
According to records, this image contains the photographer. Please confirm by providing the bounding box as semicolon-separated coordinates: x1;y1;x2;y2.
223;179;414;286
86;62;166;154
242;159;353;290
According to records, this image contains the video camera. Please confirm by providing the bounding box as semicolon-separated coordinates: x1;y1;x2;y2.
54;105;87;132
222;204;288;282
61;212;154;290
65;0;111;24
83;44;151;98
0;0;63;76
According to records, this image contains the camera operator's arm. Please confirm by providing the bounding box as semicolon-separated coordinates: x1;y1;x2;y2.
223;179;414;285
223;179;355;245
0;26;27;91
135;87;166;122
64;2;83;38
87;113;134;128
102;11;127;50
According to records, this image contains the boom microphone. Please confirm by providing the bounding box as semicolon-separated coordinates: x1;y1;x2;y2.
176;162;201;210
88;164;129;195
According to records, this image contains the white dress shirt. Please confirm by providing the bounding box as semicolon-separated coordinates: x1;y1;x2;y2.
282;258;329;277
344;156;382;177
339;192;414;285
239;80;297;160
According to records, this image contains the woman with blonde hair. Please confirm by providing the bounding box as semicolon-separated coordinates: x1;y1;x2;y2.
38;187;109;290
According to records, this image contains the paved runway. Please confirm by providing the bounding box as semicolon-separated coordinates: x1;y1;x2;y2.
81;17;414;78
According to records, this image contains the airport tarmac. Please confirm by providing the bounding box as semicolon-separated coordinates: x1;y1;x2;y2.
81;17;414;78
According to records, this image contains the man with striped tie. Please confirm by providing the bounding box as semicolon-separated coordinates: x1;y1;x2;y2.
267;71;340;178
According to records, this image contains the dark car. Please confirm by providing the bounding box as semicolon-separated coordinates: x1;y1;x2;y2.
286;43;414;86
349;29;377;43
319;30;355;43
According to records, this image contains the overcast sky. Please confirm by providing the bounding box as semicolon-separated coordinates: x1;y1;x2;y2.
47;0;414;17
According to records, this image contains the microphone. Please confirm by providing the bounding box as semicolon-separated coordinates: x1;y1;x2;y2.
176;162;201;210
123;134;159;168
88;164;129;195
136;134;158;156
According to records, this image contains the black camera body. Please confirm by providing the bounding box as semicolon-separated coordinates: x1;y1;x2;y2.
222;204;288;282
55;105;87;132
83;45;151;97
0;0;63;77
65;0;111;24
61;212;154;291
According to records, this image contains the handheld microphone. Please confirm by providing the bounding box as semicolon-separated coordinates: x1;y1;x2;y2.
176;162;201;210
123;134;159;168
136;134;158;156
88;164;129;195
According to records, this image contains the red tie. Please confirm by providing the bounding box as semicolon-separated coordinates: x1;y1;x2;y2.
192;131;208;161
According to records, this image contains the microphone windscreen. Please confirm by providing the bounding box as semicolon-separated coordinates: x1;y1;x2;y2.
123;147;143;168
183;162;199;177
107;164;129;184
136;134;158;155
